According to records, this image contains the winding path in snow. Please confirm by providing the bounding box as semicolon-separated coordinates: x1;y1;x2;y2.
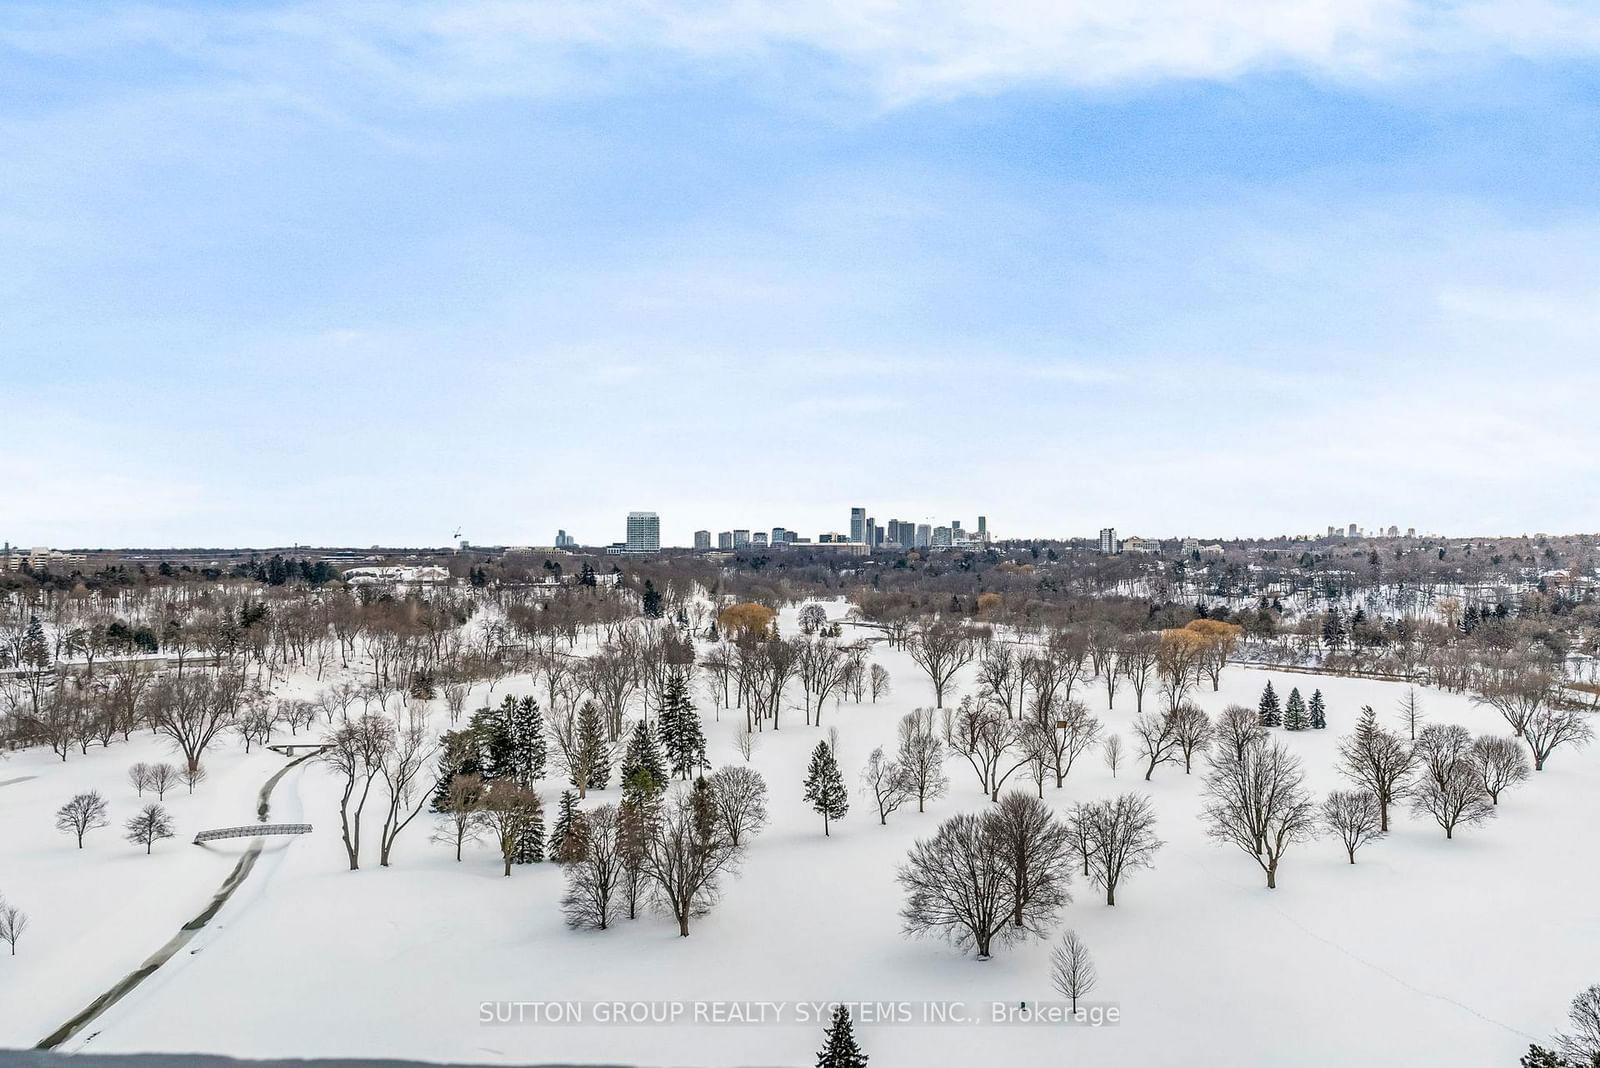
35;751;320;1051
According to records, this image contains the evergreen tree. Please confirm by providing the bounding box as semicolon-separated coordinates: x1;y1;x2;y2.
507;696;547;787
575;700;611;791
1321;609;1345;649
642;580;664;618
816;1005;868;1068
802;741;849;836
1308;690;1327;730
470;701;515;783
548;790;586;863
579;562;597;588
620;720;667;807
430;729;484;811
1258;681;1282;728
1283;688;1308;731
22;616;50;669
512;805;546;864
658;672;707;780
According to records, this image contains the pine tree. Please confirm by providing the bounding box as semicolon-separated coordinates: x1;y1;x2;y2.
430;729;483;811
575;700;611;791
802;741;849;836
470;702;514;783
620;720;666;807
1309;690;1327;730
512;806;546;864
508;696;547;787
1283;687;1308;731
548;790;586;863
816;1005;868;1067
658;672;707;780
1258;681;1282;728
642;580;664;618
22;616;50;669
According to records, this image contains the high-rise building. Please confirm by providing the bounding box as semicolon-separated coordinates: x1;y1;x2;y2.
693;530;711;551
932;526;952;548
771;527;787;546
1099;527;1118;554
718;531;734;550
753;532;768;548
1327;525;1338;538
732;529;751;548
1348;523;1359;537
554;529;576;549
915;523;932;549
977;516;988;543
850;507;866;544
1406;527;1416;538
1386;525;1399;538
625;511;660;553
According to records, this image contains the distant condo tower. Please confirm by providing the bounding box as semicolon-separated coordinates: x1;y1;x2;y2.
625;511;660;553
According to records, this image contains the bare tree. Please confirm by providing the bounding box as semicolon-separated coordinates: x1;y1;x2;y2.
1170;703;1214;773
988;790;1074;930
976;645;1023;719
480;780;544;877
1131;709;1183;781
1321;789;1384;863
944;697;1030;801
1202;737;1316;888
795;638;849;726
1397;687;1425;740
861;747;915;825
1410;724;1494;839
641;783;743;936
124;803;175;854
897;709;948;812
1102;734;1123;778
734;730;756;762
1051;929;1098;1013
128;761;152;797
432;772;486;861
1037;700;1101;788
1080;793;1161;905
706;764;768;846
869;663;891;703
147;762;176;801
1337;706;1416;832
322;713;394;870
378;709;440;866
1214;704;1264;763
562;804;622;930
55;790;109;848
178;762;207;795
1521;707;1594;771
1469;735;1530;803
1556;984;1600;1067
1474;672;1557;738
908;622;978;708
898;812;1010;958
1118;632;1161;714
147;671;243;774
0;901;27;955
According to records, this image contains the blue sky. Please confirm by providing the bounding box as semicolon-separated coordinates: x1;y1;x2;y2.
4;1;1599;548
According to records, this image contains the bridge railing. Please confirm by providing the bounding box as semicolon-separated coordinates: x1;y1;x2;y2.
193;823;313;844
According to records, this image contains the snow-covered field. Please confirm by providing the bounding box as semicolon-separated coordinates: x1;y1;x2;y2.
3;603;1597;1066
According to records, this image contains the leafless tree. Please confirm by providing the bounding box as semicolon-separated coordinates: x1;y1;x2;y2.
1337;706;1417;832
1051;929;1098;1013
147;671;244;774
378;709;440;866
734;730;756;762
128;762;152;797
1410;723;1494;839
706;764;768;846
989;790;1074;931
178;762;207;795
977;645;1024;719
1214;704;1264;763
1397;687;1425;741
0;901;27;955
944;697;1030;801
1118;633;1161;714
1469;735;1529;803
1170;703;1214;773
898;812;1010;958
795;637;849;726
861;747;915;825
897;709;948;812
432;772;486;861
55;790;109;847
561;804;622;930
869;663;891;703
1521;707;1594;771
125;803;175;854
1474;672;1557;738
586;646;638;740
908;622;978;708
480;780;544;877
322;713;394;870
1556;985;1600;1067
1321;789;1384;863
641;784;743;936
1131;709;1183;781
1202;737;1316;888
1080;793;1161;905
1102;734;1123;778
147;762;176;801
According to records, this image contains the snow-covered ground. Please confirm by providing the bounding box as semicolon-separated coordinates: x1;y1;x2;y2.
3;602;1597;1066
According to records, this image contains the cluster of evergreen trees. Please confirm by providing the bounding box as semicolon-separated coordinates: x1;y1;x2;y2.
431;695;549;863
1257;681;1326;731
